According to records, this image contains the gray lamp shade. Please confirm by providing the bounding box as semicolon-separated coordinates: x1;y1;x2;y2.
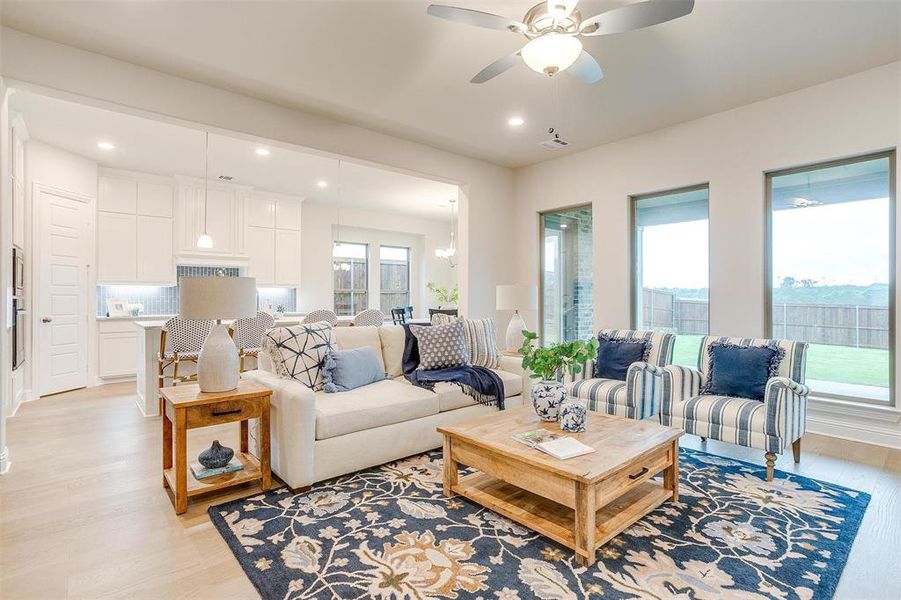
179;276;257;320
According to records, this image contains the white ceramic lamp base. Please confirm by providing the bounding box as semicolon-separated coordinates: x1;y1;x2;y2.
198;323;240;392
506;310;528;352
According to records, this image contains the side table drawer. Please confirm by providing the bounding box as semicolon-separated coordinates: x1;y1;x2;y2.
186;397;262;427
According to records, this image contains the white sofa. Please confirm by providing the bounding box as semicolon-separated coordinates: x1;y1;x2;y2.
245;324;527;492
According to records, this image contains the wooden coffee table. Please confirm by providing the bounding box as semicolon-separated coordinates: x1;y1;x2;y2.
437;406;683;566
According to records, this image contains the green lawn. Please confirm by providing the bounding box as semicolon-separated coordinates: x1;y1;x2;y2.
669;335;889;388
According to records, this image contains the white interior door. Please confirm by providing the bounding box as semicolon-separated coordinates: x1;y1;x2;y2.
38;190;89;396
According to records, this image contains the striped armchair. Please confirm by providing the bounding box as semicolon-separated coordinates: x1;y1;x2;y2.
659;336;809;481
566;329;676;420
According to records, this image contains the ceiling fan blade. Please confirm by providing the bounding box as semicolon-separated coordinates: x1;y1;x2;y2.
470;51;522;84
427;4;527;32
567;51;604;84
580;0;694;36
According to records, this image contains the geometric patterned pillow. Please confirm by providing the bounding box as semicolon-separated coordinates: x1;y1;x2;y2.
410;320;470;370
462;317;499;368
262;323;336;391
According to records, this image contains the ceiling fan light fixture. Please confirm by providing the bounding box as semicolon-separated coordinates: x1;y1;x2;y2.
521;33;582;77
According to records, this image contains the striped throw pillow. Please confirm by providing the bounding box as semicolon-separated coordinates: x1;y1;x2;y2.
463;318;499;369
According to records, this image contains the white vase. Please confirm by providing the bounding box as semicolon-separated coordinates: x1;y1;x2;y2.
198;323;240;392
530;379;567;422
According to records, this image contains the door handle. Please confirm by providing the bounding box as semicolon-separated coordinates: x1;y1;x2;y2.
42;317;53;323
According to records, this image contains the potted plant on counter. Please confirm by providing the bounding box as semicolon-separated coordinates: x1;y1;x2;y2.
518;330;598;422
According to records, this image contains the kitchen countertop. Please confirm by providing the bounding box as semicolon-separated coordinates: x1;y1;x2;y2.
135;317;303;329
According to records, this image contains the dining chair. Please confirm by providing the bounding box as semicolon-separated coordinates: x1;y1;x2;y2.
158;317;213;389
353;308;385;327
302;309;339;326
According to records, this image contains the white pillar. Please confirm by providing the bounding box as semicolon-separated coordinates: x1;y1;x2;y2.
0;80;12;474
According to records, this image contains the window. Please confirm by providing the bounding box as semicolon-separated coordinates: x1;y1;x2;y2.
540;205;593;344
767;152;895;404
379;246;410;313
632;185;709;367
333;242;368;316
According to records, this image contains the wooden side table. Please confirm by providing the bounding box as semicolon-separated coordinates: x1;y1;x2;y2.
160;380;272;514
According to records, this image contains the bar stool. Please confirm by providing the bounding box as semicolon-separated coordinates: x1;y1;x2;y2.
302;309;338;326
233;311;276;372
353;309;385;326
158;317;213;389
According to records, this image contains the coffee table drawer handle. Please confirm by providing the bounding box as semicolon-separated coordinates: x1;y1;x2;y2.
212;408;243;417
628;467;649;480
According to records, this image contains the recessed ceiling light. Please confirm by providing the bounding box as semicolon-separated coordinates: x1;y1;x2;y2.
317;180;328;189
97;141;115;150
560;223;568;229
508;116;525;127
255;147;271;156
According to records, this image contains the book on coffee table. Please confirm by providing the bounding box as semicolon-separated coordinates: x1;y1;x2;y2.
512;429;595;460
190;457;245;480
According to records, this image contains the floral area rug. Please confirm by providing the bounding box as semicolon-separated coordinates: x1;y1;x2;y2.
209;448;868;600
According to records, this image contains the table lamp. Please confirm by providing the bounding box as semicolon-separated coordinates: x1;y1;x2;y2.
180;276;257;392
496;284;538;352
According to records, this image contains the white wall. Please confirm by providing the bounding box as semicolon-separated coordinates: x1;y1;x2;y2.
0;27;516;326
515;61;901;447
300;201;455;316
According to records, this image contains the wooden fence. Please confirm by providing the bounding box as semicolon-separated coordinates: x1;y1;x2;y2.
641;288;889;349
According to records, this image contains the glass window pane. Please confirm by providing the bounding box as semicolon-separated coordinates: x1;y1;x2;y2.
541;206;593;344
769;154;893;403
333;242;368;316
633;187;709;367
380;246;410;313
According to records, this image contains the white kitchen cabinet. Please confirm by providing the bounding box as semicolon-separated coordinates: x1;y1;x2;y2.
275;229;301;285
137;215;175;284
97;212;138;283
246;226;276;285
176;178;248;260
98;321;138;379
276;199;301;230
137;181;174;218
99;176;138;214
247;196;275;228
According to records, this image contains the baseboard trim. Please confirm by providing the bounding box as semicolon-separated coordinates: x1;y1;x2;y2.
0;446;10;475
806;413;901;450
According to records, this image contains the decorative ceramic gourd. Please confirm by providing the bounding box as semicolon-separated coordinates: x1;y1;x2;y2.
198;440;234;469
559;401;587;433
531;380;567;422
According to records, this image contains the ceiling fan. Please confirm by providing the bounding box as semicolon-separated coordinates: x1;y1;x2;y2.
427;0;694;84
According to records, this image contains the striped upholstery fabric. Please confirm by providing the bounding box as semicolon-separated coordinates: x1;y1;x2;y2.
462;318;499;368
660;335;809;455
567;329;675;419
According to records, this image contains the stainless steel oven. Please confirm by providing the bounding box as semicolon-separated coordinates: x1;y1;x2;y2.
13;245;24;298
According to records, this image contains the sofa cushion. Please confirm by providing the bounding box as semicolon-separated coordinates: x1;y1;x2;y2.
263;323;336;391
462;318;500;369
333;325;385;372
397;368;522;412
378;325;405;377
322;347;387;393
314;379;438;440
410;320;469;370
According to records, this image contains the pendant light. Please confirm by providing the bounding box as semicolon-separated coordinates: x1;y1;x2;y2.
435;198;458;267
196;131;214;249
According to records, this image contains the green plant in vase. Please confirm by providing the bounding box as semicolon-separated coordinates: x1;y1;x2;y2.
427;282;459;308
518;330;598;422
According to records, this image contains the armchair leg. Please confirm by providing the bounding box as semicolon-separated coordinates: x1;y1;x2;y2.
765;452;776;482
792;438;801;464
700;437;707;443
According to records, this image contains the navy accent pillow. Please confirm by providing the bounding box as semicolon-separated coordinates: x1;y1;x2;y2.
594;336;649;381
322;346;387;393
701;342;785;401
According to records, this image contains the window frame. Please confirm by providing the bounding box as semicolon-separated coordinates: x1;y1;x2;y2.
538;202;593;346
378;244;411;312
629;183;711;338
332;241;369;316
764;150;897;407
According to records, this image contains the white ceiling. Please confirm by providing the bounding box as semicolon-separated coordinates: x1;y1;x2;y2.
10;90;459;220
2;1;899;168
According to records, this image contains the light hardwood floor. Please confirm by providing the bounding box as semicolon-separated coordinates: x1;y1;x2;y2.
1;382;900;599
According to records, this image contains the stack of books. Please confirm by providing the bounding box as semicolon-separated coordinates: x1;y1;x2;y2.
190;458;244;480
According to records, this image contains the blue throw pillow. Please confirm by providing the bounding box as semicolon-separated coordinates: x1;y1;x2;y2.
702;342;785;401
593;335;649;381
322;346;388;393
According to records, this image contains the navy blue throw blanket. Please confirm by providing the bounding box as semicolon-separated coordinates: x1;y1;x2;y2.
402;324;504;409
